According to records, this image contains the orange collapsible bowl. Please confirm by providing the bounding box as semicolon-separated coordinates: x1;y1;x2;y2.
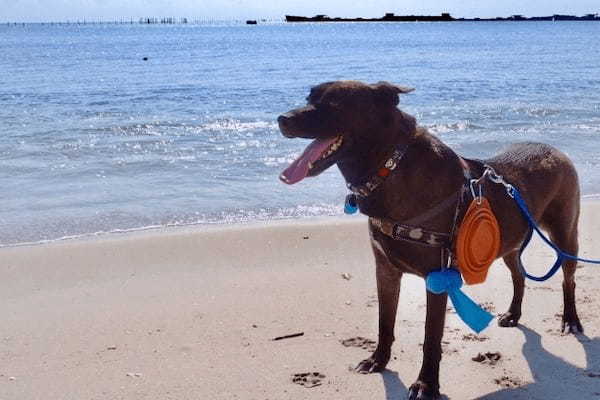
456;197;501;285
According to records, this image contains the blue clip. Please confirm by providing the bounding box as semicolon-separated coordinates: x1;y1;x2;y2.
344;194;358;214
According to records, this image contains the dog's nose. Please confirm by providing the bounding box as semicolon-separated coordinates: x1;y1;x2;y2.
277;113;291;127
278;113;295;137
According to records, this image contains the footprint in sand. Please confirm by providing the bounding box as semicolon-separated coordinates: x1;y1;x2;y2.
494;374;522;388
472;351;502;365
340;336;377;351
479;301;496;313
292;372;325;388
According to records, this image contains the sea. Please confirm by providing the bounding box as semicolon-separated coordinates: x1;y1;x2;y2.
1;21;599;247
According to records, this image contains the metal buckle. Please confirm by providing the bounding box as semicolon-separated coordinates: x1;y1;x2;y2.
469;179;483;205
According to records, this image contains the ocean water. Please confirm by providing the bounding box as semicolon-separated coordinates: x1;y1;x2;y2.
1;21;599;246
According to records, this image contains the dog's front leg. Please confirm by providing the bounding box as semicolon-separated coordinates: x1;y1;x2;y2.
408;290;447;400
355;245;402;373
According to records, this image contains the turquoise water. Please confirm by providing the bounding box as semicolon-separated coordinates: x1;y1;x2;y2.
1;21;599;245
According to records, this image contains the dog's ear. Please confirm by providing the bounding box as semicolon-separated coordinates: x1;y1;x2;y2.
371;82;414;107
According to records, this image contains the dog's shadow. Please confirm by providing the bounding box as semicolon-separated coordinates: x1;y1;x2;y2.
475;325;600;399
380;370;406;400
379;325;599;400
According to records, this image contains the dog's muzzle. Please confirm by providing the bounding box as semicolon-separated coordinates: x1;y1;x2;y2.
277;113;296;137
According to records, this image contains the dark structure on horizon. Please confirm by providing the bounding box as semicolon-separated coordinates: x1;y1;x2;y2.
285;12;600;22
285;13;454;22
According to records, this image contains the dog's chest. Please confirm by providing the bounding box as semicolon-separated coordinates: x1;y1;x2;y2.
369;225;441;277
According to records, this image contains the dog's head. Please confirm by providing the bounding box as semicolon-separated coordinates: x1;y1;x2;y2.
278;80;415;184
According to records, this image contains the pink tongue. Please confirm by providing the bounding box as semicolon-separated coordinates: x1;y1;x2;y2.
280;137;338;184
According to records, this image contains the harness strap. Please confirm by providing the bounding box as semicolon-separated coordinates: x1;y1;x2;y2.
370;217;452;247
404;189;463;226
370;155;471;250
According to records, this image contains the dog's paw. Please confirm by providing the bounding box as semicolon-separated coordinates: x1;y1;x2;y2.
562;316;583;334
354;354;388;374
407;381;440;400
498;312;520;327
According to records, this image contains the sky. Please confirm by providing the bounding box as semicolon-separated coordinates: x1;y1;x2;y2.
1;0;599;22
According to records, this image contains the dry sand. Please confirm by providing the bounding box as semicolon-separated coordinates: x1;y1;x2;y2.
1;203;600;399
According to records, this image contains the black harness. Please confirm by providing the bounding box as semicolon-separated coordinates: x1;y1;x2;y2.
347;143;480;254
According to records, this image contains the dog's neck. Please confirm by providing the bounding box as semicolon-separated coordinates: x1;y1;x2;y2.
337;110;414;187
337;114;465;228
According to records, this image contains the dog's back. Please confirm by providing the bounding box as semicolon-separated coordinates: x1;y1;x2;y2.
483;142;580;253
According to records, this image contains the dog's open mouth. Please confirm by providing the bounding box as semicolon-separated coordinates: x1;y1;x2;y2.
280;135;344;184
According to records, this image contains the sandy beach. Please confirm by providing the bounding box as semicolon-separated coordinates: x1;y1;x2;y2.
1;203;600;400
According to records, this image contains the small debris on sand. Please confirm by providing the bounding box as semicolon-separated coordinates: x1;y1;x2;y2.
292;372;325;388
272;332;304;341
462;333;489;342
365;295;377;308
472;352;502;365
531;286;553;291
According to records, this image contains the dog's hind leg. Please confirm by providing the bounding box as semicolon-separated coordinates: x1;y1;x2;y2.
542;196;583;334
498;250;525;327
355;245;401;373
552;230;583;334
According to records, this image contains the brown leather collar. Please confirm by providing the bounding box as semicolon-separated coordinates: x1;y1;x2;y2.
346;143;410;197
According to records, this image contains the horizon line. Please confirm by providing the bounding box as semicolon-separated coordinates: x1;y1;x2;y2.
2;11;599;24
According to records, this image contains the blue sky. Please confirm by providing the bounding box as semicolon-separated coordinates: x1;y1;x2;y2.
1;0;599;22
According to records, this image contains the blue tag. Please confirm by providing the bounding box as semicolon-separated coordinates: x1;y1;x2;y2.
344;194;358;214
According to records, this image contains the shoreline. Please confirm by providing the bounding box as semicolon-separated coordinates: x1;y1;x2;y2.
3;196;600;250
0;214;367;250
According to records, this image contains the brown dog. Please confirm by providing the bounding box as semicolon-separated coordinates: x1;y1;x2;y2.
278;81;582;399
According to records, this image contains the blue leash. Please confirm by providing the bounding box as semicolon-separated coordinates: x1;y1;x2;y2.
343;167;600;333
512;187;600;281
